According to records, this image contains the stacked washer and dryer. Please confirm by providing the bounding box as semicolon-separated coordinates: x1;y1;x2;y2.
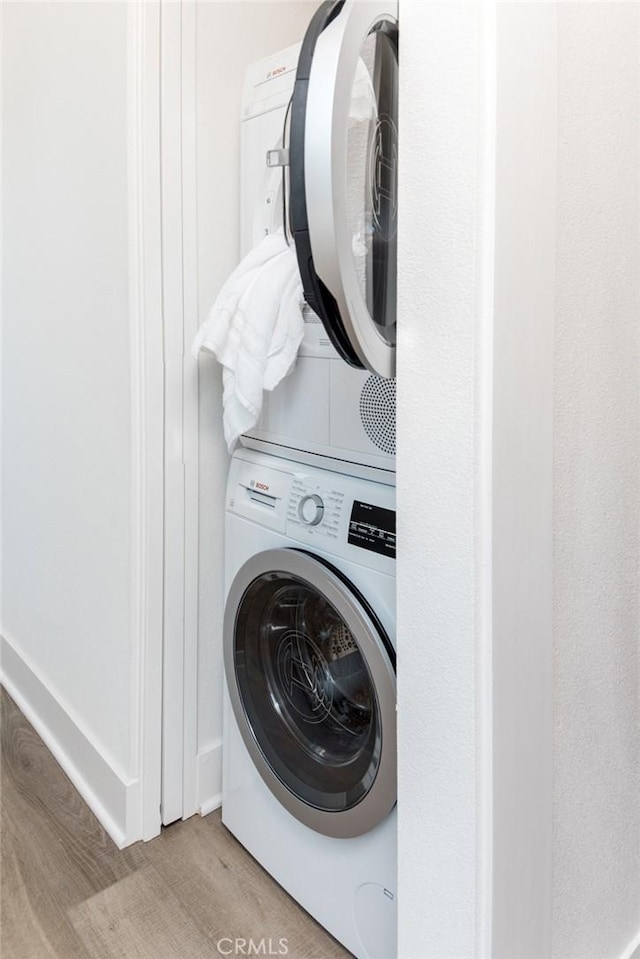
222;4;398;958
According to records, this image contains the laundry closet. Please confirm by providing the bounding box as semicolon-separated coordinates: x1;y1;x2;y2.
4;4;637;958
185;5;398;955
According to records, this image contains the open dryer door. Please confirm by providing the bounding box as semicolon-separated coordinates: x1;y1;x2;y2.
290;0;398;378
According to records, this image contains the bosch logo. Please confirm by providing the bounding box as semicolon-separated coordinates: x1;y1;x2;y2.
254;481;269;491
267;66;286;79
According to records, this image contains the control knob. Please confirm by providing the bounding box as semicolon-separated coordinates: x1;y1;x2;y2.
298;494;324;527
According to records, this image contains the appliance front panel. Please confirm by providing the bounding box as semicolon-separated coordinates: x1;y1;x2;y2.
227;447;396;580
222;690;397;959
241;357;396;474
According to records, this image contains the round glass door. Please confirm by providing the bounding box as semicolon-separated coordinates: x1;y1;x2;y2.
290;1;398;378
224;549;396;838
346;20;397;351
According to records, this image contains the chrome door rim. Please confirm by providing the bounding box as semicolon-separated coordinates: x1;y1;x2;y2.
289;1;363;369
224;547;396;839
304;0;398;378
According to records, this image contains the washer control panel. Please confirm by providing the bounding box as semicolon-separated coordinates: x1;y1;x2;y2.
298;493;325;526
288;477;345;542
348;500;396;559
228;448;396;571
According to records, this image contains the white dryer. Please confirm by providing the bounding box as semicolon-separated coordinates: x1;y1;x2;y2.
239;1;398;482
223;448;397;959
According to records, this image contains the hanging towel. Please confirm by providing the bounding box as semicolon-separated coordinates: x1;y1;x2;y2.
192;233;305;452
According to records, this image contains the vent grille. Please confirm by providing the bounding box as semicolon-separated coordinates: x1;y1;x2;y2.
359;376;396;455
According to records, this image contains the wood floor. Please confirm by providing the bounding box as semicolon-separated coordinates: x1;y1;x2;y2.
0;688;350;959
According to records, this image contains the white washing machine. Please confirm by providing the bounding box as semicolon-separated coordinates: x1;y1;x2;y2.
223;448;396;959
239;0;398;482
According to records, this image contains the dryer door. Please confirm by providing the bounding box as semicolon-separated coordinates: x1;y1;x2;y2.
224;548;396;839
290;1;398;378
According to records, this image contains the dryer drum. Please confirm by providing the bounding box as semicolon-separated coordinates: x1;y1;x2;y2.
224;548;396;839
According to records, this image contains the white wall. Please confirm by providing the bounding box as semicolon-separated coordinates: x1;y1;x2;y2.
397;4;492;955
399;3;639;958
491;5;557;956
192;0;317;812
0;0;161;847
552;5;640;957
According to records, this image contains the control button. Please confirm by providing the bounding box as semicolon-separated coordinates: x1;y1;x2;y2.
298;494;324;527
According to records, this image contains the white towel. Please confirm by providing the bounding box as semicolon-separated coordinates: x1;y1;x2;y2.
192;233;304;452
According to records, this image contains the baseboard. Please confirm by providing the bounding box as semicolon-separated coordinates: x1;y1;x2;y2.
0;633;138;849
620;927;640;959
196;739;223;816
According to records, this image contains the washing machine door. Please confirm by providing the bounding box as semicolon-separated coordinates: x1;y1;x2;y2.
224;548;396;839
290;1;398;378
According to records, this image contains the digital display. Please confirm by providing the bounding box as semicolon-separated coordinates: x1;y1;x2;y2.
348;501;396;558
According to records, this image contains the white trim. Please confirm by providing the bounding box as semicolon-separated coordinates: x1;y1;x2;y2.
396;6;490;954
160;0;186;827
127;0;164;844
196;741;223;817
620;928;640;959
0;1;4;638
475;3;496;956
1;634;135;849
180;0;200;822
490;4;557;956
200;794;223;819
158;0;200;825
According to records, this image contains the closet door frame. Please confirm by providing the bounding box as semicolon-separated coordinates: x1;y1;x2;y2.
158;0;200;827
